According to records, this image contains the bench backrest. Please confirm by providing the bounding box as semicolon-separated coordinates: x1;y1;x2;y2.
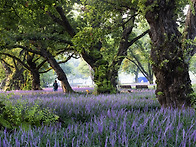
136;85;148;89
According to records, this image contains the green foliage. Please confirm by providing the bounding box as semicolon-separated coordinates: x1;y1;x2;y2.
190;92;196;110
22;70;32;90
0;93;59;131
40;70;55;87
176;66;184;73
77;60;91;78
89;61;116;94
0;63;5;81
157;91;164;96
60;62;75;75
189;55;196;76
159;59;169;68
137;0;158;16
72;27;103;53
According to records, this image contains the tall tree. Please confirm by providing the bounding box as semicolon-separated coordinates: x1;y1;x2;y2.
0;0;149;94
73;0;149;93
0;60;9;89
0;51;48;90
0;0;75;93
0;58;25;90
142;0;196;108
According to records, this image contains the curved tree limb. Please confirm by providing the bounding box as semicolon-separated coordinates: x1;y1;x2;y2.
0;53;31;71
54;6;76;37
128;30;149;47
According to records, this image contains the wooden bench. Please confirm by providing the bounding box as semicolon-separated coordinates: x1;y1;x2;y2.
136;85;148;89
119;85;132;89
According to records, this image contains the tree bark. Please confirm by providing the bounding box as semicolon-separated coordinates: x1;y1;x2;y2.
30;70;41;90
0;61;12;89
27;55;42;90
145;0;195;108
6;68;25;91
81;42;116;93
134;68;139;83
41;49;74;93
1;60;25;90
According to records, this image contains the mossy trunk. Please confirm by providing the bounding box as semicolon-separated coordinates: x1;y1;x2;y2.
4;68;25;91
81;42;120;94
0;61;11;89
93;63;118;94
153;59;193;108
145;0;194;108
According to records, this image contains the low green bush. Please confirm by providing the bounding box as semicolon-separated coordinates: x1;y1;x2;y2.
0;93;59;131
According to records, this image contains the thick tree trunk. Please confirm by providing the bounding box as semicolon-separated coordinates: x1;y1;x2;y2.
31;71;41;90
81;43;116;93
27;56;42;90
0;61;12;89
41;50;74;93
5;68;25;91
1;60;25;90
145;0;194;108
94;63;117;94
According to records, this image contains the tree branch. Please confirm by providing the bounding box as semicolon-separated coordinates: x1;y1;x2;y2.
57;53;74;64
46;11;65;27
126;56;149;79
39;53;75;74
0;53;31;71
0;59;14;68
39;67;53;74
37;59;48;70
55;6;76;37
128;30;149;47
122;13;138;27
15;34;74;45
12;45;42;55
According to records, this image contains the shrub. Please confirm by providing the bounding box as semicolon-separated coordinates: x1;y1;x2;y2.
0;93;59;131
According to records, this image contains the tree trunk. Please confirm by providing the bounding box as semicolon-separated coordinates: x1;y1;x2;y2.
1;60;26;90
27;56;42;90
41;50;74;93
148;63;154;84
145;0;194;108
31;70;41;90
81;29;149;94
134;68;139;83
81;42;117;93
51;5;147;94
94;63;117;94
0;61;11;89
5;68;25;91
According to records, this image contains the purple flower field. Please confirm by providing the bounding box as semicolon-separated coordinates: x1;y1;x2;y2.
0;87;94;94
0;89;195;147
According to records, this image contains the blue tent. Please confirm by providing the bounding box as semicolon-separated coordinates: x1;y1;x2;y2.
138;77;148;83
